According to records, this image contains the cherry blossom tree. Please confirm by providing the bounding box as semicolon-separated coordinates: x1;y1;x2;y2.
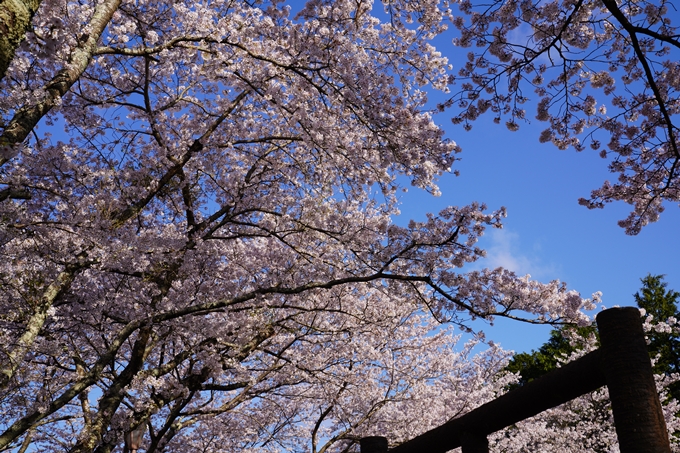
0;0;600;452
445;0;680;234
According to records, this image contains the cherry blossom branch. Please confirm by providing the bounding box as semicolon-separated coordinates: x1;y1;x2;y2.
0;0;122;165
0;250;92;388
0;318;143;448
601;0;679;160
68;326;152;453
110;89;250;228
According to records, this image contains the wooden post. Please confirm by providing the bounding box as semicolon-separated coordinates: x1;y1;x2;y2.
596;307;671;453
359;436;388;453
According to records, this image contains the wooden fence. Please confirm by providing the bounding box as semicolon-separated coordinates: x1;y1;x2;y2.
359;307;672;453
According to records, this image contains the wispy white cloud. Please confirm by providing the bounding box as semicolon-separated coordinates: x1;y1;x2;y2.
478;229;558;279
506;21;559;67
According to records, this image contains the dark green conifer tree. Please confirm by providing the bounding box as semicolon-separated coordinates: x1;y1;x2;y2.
634;274;680;400
507;274;679;399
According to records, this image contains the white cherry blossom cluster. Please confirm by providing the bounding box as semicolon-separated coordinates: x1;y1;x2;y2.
0;0;602;451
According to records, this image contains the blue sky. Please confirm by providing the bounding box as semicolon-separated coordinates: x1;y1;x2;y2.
372;1;680;356
394;107;680;354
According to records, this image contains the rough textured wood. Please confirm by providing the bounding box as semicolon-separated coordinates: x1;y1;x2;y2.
597;307;672;453
461;432;489;453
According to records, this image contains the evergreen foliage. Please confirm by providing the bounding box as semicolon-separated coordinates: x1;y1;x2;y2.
635;275;680;401
507;274;679;394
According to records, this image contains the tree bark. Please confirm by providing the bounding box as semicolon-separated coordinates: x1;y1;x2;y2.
0;0;120;164
0;0;40;81
0;255;89;388
68;327;151;453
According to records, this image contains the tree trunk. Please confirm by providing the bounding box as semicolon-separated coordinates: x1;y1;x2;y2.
0;0;40;81
0;0;120;164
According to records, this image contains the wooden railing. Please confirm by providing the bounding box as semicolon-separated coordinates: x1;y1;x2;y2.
360;307;672;453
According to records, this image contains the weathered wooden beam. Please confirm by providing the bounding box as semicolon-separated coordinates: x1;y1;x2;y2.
461;432;489;453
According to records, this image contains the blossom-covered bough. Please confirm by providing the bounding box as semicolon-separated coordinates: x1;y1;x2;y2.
446;0;680;235
0;0;668;451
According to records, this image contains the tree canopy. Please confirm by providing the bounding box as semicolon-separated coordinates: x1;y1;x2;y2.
503;325;595;388
0;0;676;452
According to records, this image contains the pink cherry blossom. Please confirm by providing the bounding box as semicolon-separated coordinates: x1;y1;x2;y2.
0;0;667;452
